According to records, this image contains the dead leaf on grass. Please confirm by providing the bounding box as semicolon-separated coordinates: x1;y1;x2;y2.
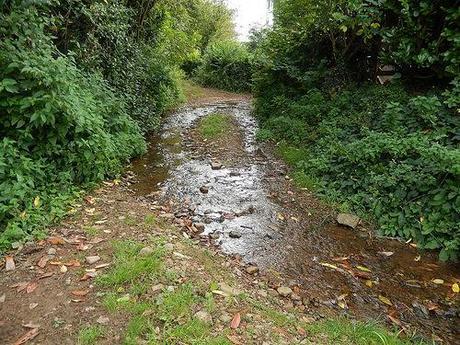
230;312;241;329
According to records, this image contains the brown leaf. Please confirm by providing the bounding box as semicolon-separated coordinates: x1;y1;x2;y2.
37;256;49;268
387;314;401;326
5;256;15;271
80;272;97;281
47;236;65;245
71;290;89;297
26;281;38;294
13;327;39;345
230;312;241;329
38;272;54;280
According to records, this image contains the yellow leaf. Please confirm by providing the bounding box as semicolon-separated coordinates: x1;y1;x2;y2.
356;265;371;273
432;279;444;285
338;300;346;309
33;196;40;208
452;283;459;293
320;262;338;270
370;22;380;29
378;295;393;306
277;213;285;221
365;280;373;288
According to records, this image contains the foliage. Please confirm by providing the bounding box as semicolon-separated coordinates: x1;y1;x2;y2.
255;0;460;260
0;6;146;250
194;40;254;92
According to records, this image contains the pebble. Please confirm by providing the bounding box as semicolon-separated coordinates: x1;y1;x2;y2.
85;256;101;264
246;265;259;275
164;243;174;251
47;248;57;255
96;316;110;324
194;223;205;232
277;286;292;297
194;310;213;324
229;230;242;239
211;162;223;170
139;247;154;256
200;186;209;194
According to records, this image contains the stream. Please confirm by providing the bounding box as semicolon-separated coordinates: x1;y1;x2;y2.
130;100;460;343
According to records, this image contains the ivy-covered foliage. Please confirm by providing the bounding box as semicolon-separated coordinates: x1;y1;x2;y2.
0;0;235;251
194;40;254;92
254;0;460;260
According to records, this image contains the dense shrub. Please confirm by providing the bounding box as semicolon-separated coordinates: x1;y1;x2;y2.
254;0;460;260
194;40;254;92
0;7;146;249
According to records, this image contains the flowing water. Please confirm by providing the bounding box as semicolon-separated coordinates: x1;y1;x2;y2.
130;101;460;343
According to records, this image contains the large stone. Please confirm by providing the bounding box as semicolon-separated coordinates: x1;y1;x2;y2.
246;265;259;275
194;310;213;324
337;213;360;229
229;230;242;239
211;161;223;170
277;286;292;297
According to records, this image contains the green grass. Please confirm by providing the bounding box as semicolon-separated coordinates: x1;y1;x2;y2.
306;318;427;345
77;325;104;345
83;226;100;237
198;113;232;139
97;240;164;287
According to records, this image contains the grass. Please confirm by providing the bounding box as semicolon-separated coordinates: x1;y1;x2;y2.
306;318;427;345
83;226;100;237
198;113;232;139
180;79;207;101
77;325;104;345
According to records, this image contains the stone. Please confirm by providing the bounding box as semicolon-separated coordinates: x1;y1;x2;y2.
230;171;241;177
291;293;301;301
85;256;101;265
200;186;209;194
96;316;110;325
246;265;259;275
194;223;205;232
139;247;154;256
277;286;292;297
229;230;242;239
47;248;57;256
194;310;213;324
211;161;222;170
164;243;174;252
151;283;164;294
337;213;360;229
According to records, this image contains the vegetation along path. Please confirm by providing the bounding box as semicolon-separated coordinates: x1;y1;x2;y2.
1;88;458;344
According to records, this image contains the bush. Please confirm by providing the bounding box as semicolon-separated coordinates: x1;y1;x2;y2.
194;40;253;92
258;84;460;261
0;7;146;249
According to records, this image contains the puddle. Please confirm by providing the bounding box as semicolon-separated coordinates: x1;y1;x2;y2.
130;101;460;343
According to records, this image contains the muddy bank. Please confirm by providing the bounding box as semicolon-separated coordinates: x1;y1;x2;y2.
130;100;459;343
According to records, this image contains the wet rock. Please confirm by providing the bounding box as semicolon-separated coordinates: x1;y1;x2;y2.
211;161;223;170
194;223;205;232
337;213;360;229
199;186;209;194
229;230;242;239
246;265;259;275
277;286;292;297
139;247;154;256
194;310;213;324
47;248;57;256
85;256;101;265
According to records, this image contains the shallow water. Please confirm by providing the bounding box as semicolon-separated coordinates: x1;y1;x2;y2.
130;101;460;343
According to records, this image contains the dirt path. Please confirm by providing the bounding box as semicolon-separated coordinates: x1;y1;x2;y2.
0;88;459;344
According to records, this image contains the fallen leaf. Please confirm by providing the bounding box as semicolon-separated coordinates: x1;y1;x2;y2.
23;322;40;329
338;300;347;309
80;272;97;281
5;256;15;271
277;213;285;221
387;314;401;326
426;301;439;311
356;265;371;273
38;272;54;280
452;283;459;293
37;256;49;268
211;290;229;297
432;279;444;285
230;312;241;329
320;262;339;270
26;281;38;294
47;237;65;245
414;255;421;262
89;237;104;244
332;256;350;262
33;196;41;208
71;290;89;297
13;327;39;345
365;280;373;288
378;295;393;306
